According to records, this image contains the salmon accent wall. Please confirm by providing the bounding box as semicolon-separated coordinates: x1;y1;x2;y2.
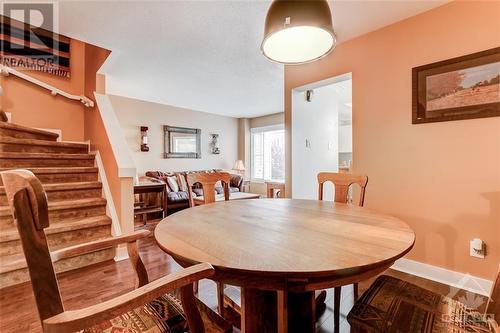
284;1;500;279
1;40;87;141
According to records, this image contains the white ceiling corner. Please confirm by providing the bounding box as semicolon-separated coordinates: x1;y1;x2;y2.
52;0;447;118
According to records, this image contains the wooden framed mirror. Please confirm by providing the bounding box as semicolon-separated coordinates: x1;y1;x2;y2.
164;126;201;159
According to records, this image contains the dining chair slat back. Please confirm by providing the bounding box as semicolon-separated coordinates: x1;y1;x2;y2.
186;172;232;207
317;172;368;206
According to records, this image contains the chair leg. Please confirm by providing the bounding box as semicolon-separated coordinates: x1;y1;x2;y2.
334;287;341;333
216;282;225;317
353;282;359;301
180;284;205;333
193;281;199;295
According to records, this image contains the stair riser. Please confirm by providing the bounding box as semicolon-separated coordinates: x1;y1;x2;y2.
0;143;88;154
0;158;94;168
0;248;115;289
0;128;57;141
0;225;111;256
45;188;103;202
50;205;107;222
36;172;99;184
0;188;102;205
0;204;107;227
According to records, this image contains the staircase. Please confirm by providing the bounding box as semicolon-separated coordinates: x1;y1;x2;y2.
0;121;114;288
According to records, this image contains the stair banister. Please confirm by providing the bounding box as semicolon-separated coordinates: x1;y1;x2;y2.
0;65;94;108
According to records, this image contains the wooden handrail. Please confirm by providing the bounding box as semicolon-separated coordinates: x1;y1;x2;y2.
0;65;94;107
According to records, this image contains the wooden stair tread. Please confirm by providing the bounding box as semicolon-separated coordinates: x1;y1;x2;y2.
0;122;59;140
0;197;107;217
0;167;98;174
0;181;102;194
0;253;29;274
0;137;88;149
0;215;112;242
43;181;102;191
0;152;95;159
0;137;88;148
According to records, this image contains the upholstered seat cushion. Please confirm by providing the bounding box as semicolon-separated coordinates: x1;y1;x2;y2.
83;293;187;333
193;187;240;197
167;191;190;203
347;275;494;333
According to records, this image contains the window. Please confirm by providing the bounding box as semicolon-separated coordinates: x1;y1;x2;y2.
251;125;285;182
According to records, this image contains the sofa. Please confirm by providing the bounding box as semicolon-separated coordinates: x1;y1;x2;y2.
145;169;243;214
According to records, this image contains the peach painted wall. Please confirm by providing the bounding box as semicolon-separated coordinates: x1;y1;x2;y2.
1;40;87;141
285;1;500;279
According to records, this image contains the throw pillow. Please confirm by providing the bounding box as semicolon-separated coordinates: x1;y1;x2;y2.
166;176;179;192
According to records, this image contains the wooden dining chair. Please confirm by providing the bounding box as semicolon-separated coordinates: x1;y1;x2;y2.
185;171;233;317
347;266;500;332
186;171;231;208
317;172;368;331
317;172;368;206
0;169;228;333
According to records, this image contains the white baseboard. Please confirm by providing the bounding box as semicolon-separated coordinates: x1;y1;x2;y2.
391;258;492;297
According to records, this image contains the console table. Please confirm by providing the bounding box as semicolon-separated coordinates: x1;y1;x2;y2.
134;182;167;224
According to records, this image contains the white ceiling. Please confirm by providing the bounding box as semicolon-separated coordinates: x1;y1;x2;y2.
50;1;447;118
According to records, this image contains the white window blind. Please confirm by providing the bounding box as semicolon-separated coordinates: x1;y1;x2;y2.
251;125;285;182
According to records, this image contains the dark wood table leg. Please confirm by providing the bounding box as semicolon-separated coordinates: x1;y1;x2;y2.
334;287;341;333
287;291;315;333
241;288;277;333
241;288;315;333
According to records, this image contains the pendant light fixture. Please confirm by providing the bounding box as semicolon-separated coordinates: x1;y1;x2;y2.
261;0;336;65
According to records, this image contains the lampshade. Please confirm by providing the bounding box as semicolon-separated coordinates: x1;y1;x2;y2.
233;160;245;171
261;0;336;64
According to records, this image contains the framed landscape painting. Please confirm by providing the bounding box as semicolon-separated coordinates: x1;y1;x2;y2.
412;47;500;124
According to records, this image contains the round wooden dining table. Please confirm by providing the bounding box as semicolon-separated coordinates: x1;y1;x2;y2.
155;199;415;333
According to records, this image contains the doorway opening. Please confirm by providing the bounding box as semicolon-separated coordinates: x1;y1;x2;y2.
291;73;352;200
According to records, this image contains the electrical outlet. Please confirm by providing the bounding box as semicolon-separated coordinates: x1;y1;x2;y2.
470;238;485;259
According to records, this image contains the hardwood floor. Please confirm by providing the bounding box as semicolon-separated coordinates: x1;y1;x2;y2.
0;220;486;332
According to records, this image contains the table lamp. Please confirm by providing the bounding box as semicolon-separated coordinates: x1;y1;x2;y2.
232;160;245;176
